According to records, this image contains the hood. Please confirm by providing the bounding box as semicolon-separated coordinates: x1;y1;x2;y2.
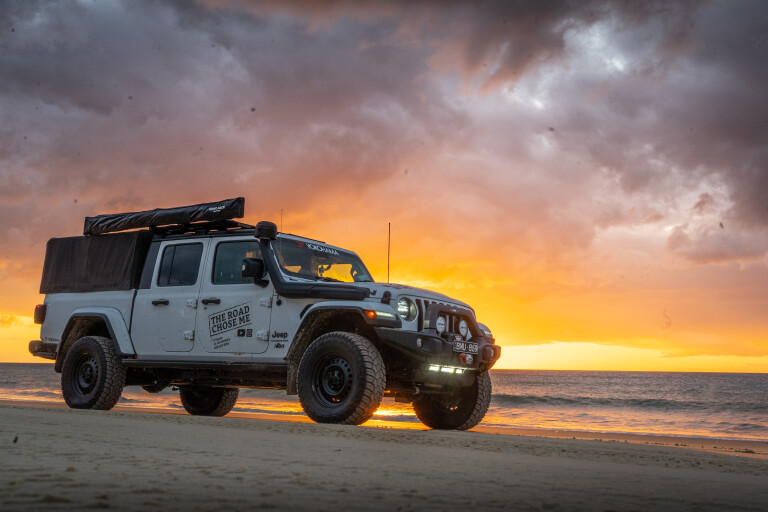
364;282;472;312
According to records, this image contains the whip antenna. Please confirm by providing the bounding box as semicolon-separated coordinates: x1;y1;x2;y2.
387;222;391;283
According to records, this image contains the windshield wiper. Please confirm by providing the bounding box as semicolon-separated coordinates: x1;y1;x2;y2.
315;276;342;282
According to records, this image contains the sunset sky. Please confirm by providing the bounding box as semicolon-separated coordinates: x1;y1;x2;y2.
1;1;767;371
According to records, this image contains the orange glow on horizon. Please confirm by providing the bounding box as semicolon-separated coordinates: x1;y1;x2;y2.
0;208;766;373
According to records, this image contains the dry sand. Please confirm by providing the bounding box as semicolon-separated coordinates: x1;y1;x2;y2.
1;403;767;511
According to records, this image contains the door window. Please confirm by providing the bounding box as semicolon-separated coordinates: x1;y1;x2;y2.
157;243;204;287
213;241;262;285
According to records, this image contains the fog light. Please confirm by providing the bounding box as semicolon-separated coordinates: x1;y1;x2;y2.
459;319;468;339
416;338;423;348
435;315;446;334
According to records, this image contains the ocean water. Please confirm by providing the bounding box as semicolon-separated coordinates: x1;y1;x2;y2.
1;363;766;441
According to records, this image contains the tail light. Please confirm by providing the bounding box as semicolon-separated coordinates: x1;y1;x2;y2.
34;304;46;324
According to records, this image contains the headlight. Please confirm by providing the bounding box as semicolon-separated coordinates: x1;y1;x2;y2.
435;315;446;334
396;298;417;321
459;319;469;339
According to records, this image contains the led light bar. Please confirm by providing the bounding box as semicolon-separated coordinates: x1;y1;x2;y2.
427;365;467;375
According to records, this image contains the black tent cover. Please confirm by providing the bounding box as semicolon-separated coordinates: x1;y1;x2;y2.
83;197;244;236
40;231;153;294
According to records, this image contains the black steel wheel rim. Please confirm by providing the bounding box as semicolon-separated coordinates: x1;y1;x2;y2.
74;354;98;395
313;355;353;405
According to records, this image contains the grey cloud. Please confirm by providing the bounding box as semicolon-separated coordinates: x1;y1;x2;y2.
0;0;465;256
692;193;715;215
2;0;767;271
666;224;768;264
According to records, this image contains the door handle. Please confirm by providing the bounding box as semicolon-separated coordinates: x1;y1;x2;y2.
201;298;221;305
152;299;170;306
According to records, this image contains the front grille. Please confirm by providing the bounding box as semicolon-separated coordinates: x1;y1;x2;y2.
415;299;468;337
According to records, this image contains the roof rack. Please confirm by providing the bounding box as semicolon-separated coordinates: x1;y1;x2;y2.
151;219;255;236
83;198;245;236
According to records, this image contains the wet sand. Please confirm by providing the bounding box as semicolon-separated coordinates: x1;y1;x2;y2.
3;398;766;459
2;402;767;511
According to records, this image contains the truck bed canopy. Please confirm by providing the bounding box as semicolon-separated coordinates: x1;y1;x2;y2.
41;198;246;293
40;231;153;294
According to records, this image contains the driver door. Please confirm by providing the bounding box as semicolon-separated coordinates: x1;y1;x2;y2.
195;238;272;354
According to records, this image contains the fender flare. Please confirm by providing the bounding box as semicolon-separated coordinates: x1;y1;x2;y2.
59;307;136;357
286;303;400;360
283;303;400;395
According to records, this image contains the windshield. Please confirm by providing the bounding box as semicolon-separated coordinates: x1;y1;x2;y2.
273;238;374;283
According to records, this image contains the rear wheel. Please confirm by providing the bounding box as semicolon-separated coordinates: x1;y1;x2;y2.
413;371;492;430
179;387;239;416
61;336;126;410
297;331;385;425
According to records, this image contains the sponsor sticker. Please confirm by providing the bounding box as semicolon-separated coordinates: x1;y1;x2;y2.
208;302;252;337
212;337;230;350
305;243;340;256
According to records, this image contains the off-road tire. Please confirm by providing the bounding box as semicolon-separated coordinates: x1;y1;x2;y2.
413;371;492;430
179;387;239;416
297;331;386;425
61;336;126;410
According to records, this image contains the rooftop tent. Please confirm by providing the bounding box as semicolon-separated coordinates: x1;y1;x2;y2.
83;197;245;236
40;231;154;294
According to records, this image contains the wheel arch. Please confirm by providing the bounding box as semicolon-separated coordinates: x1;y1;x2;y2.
55;308;135;372
284;307;380;394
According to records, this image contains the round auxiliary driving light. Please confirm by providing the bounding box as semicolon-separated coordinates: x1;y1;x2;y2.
397;298;417;321
459;319;469;339
435;315;447;334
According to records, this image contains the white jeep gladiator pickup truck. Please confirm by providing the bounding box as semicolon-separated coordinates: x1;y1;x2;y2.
30;198;500;429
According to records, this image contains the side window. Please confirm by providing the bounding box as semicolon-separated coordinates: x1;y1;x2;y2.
157;243;204;287
213;241;262;285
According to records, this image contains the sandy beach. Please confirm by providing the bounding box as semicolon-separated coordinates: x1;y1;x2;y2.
2;403;767;511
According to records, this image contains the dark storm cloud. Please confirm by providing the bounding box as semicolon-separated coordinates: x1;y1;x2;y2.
223;0;701;86
573;0;768;263
0;0;461;256
1;0;766;270
236;0;768;265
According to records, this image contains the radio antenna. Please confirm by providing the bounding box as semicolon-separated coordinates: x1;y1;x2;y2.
387;222;391;283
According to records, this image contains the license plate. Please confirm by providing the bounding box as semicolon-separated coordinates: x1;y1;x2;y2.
453;341;478;354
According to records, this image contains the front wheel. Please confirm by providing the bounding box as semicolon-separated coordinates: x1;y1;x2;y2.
61;336;126;410
413;371;492;430
179;387;239;416
297;331;386;425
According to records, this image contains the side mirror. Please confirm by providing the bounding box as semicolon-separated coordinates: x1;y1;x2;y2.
242;258;268;287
